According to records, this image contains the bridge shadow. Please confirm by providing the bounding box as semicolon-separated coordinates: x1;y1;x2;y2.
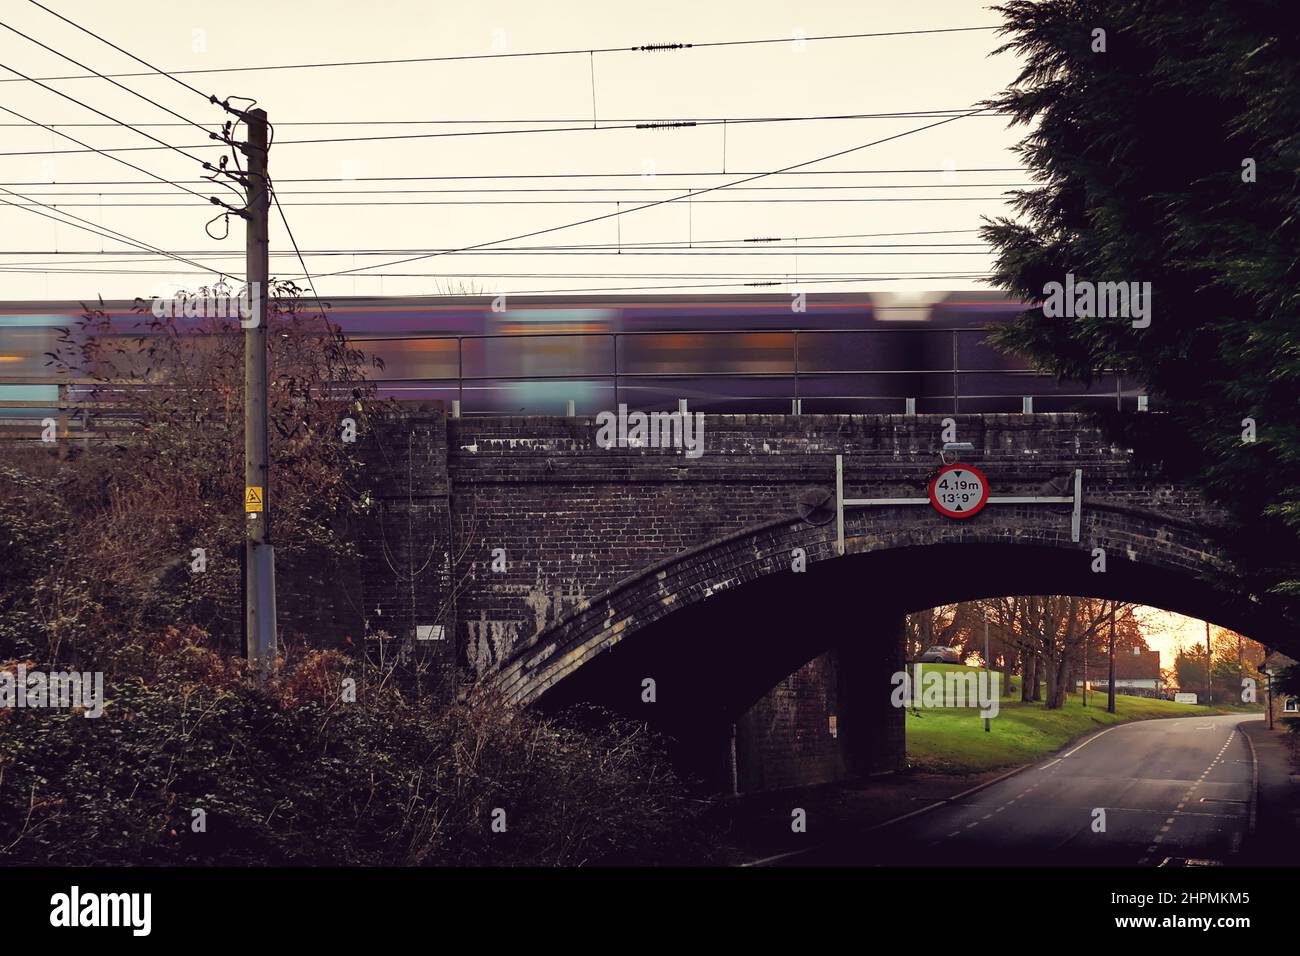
531;540;1282;789
541;541;1274;714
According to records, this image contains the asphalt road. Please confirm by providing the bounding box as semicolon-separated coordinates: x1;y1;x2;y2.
779;714;1258;867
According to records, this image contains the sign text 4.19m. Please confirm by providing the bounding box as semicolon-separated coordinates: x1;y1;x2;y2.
928;463;989;518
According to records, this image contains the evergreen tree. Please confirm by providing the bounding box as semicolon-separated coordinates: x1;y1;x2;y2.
980;1;1300;609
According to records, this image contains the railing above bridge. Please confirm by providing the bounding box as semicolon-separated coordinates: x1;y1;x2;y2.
340;325;1143;416
0;326;1146;441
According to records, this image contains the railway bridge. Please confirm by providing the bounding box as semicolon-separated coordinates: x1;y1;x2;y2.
355;406;1273;792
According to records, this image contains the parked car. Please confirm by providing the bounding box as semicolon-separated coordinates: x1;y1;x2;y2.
917;645;961;664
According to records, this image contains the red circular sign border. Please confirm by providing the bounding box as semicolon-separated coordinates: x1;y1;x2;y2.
928;463;990;519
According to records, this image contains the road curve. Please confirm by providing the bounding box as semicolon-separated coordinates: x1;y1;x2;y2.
780;713;1258;867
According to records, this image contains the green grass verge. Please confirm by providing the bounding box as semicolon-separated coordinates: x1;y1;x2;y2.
903;664;1261;773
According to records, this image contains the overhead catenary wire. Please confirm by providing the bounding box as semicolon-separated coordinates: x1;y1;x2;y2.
0;195;1018;207
0;253;995;272
23;0;222;105
383;275;990;296
0;246;989;269
0;115;989;127
0;236;990;272
0;167;1024;185
0;23;1001;84
0;246;991;264
1;182;1033;197
0;99;239;211
0;9;1009;302
0;109;1008;158
0;266;988;279
268;175;326;309
287;107;992;285
0;228;984;257
0;253;991;270
0;267;987;295
0;19;252;278
299;249;987;257
0;61;241;206
0;19;219;140
0;187;241;277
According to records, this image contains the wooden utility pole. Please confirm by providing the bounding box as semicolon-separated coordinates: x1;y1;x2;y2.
1106;603;1116;714
243;108;277;672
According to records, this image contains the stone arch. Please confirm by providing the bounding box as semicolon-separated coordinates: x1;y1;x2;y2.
493;498;1278;715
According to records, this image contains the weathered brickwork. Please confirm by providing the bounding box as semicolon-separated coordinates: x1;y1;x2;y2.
352;406;457;697
464;415;1237;703
355;409;1259;788
736;652;843;792
734;613;909;792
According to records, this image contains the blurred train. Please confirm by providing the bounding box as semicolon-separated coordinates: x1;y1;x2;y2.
0;291;1133;429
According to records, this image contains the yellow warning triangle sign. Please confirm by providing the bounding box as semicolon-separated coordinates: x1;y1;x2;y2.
244;486;264;512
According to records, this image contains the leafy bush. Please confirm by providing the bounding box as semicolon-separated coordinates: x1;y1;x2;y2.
0;638;709;866
0;287;711;866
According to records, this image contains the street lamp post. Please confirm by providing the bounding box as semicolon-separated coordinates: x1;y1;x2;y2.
1205;621;1213;706
984;613;991;733
1106;604;1117;714
1082;629;1088;707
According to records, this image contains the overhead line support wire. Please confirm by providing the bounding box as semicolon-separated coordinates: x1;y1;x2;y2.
0;109;1008;158
291;106;992;283
0;187;240;276
0;19;216;138
0;95;246;216
25;0;245;117
0;24;1001;83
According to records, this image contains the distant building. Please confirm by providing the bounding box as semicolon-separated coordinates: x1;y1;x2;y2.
1077;646;1164;698
1261;649;1298;730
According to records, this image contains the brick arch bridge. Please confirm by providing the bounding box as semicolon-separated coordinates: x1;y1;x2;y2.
356;409;1283;790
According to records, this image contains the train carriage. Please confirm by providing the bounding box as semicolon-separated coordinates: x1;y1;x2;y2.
0;291;1132;437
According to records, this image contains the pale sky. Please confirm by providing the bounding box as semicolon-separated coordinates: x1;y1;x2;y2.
2;5;1256;655
1134;607;1254;674
0;0;1023;301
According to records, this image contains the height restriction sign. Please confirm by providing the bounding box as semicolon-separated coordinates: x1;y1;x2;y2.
928;463;989;518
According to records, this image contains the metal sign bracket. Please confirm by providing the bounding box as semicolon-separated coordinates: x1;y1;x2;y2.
833;456;1082;555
